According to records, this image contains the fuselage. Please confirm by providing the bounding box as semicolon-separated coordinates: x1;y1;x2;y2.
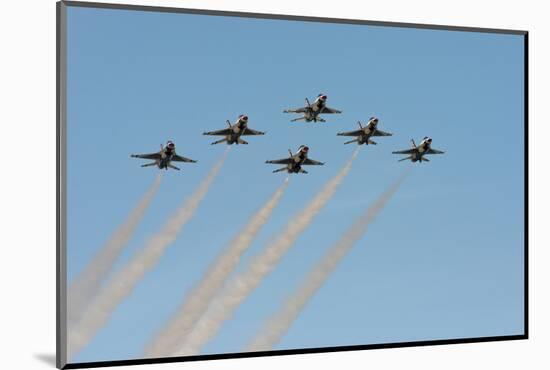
226;115;248;144
304;96;327;121
157;143;176;169
357;118;379;144
410;139;432;162
286;147;309;172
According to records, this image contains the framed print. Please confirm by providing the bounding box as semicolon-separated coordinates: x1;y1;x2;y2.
57;1;528;368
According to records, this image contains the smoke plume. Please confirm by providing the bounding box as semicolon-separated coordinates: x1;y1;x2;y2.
246;174;407;351
173;149;359;356
144;177;290;357
68;149;229;358
68;174;162;326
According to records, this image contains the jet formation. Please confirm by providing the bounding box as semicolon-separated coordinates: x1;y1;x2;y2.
130;93;445;172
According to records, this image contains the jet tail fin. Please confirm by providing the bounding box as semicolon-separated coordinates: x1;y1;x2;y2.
299;168;308;174
291;117;306;122
420;157;430;162
168;164;181;170
226;120;232;128
273;167;288;173
344;138;359;145
211;138;227;145
305;97;311;107
237;138;248;145
398;156;412;162
367;139;377;145
141;162;157;168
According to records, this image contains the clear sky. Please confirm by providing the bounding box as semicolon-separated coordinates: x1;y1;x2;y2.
66;5;525;363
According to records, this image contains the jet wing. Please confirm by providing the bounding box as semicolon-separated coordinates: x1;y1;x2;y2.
266;158;292;165
337;130;363;137
283;107;307;113
172;154;197;163
321;106;342;114
427;148;445;154
203;128;233;136
131;152;161;160
392;149;416;155
372;129;393;137
303;158;324;166
241;127;266;136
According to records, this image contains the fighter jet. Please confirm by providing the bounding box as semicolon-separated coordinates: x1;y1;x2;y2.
283;94;342;123
392;137;445;162
265;145;324;174
203;115;265;145
131;141;197;171
337;117;393;145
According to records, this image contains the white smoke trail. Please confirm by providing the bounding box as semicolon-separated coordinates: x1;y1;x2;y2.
144;177;290;357
68;149;229;358
173;148;359;356
245;173;407;351
68;174;163;326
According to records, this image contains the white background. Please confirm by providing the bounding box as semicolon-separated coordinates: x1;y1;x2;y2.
0;0;546;369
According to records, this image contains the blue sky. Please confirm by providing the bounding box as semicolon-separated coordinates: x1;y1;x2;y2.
66;6;525;363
